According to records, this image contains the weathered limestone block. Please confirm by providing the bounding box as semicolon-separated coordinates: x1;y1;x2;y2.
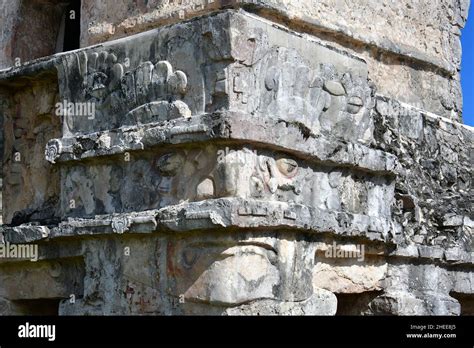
56;146;393;222
81;0;468;70
58;236;164;315
51;11;375;145
367;263;464;316
313;256;387;294
1;80;61;224
78;0;471;120
0;7;472;316
0;259;83;301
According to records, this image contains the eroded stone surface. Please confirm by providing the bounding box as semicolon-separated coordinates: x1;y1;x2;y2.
75;0;470;120
0;8;472;316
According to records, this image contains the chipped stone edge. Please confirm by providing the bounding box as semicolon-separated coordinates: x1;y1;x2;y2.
2;197;393;241
2;197;472;265
44;111;399;176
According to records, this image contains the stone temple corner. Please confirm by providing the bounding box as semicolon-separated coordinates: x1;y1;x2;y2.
0;0;472;316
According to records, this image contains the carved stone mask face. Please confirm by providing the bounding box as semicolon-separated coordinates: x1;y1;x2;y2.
174;241;280;306
166;232;321;314
340;72;371;118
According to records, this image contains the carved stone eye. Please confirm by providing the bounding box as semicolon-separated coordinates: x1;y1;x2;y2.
155;152;185;176
323;80;346;96
276;158;298;177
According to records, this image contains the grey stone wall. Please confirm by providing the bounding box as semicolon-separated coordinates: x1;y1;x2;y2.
0;1;471;315
77;0;471;121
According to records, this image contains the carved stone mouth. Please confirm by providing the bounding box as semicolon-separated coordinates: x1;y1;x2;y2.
347;96;364;114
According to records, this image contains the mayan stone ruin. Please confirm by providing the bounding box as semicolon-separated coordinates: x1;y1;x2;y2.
0;0;472;316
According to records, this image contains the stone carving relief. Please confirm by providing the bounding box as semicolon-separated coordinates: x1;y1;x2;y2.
84;51;124;103
44;139;62;164
218;148;393;218
122;60;191;123
229;47;375;144
62;51;191;134
61;146;393;219
61;147;217;217
166;231;337;315
111;216;131;234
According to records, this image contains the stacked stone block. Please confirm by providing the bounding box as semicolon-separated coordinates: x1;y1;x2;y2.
0;1;471;315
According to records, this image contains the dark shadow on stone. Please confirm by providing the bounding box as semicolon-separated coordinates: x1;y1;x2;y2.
12;298;61;315
450;292;474;315
335;291;383;315
10;196;60;227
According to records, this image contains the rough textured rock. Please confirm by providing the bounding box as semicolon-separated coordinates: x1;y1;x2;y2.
75;0;470;121
0;2;472;316
0;0;66;69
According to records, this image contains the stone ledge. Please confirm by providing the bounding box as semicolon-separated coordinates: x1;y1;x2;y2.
2;206;473;267
4;199;472;265
389;245;473;265
376;94;474;133
45;111;399;176
2;198;395;244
